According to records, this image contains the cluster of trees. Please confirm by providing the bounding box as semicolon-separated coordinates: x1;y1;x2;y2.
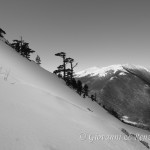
1;27;97;102
11;37;35;60
53;52;86;97
53;52;97;101
0;28;42;65
53;52;77;81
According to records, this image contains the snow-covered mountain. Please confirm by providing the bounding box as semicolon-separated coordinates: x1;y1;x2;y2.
75;64;150;131
75;65;124;77
75;64;149;78
0;38;150;150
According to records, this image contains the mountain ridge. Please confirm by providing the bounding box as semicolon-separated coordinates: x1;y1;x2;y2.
75;64;150;78
75;63;150;130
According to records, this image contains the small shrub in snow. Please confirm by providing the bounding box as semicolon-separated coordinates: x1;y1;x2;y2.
140;140;149;149
121;128;130;136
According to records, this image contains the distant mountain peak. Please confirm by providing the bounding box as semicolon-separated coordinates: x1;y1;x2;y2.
75;64;125;78
75;66;100;77
75;64;150;78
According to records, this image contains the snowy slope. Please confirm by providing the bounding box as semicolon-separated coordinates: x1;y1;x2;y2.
0;39;149;150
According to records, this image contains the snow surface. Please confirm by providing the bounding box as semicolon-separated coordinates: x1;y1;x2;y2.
0;39;150;150
109;77;115;81
119;72;126;76
121;116;148;127
121;117;138;125
75;65;125;78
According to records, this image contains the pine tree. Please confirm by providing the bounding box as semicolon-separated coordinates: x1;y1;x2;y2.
11;37;24;53
91;95;95;101
55;52;66;80
90;93;97;101
11;40;21;53
53;65;64;79
77;80;83;95
0;28;6;38
72;78;77;90
83;84;89;98
65;57;78;80
54;52;78;90
65;68;72;86
11;37;35;60
21;42;35;59
53;70;62;78
35;55;41;65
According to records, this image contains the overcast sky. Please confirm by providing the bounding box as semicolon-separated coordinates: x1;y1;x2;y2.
0;0;150;72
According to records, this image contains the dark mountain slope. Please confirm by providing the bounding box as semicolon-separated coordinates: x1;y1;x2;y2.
76;65;150;130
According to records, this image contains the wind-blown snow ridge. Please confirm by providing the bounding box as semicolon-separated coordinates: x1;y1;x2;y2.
124;64;150;72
